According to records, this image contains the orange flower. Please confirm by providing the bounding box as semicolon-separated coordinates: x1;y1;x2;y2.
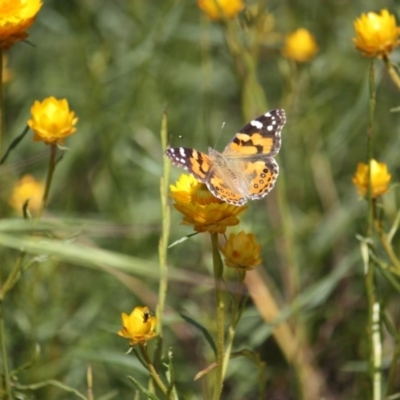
282;28;318;63
352;159;391;198
170;174;247;234
353;9;400;58
197;0;244;21
117;306;157;347
9;174;44;215
220;231;262;270
0;0;42;50
27;97;78;145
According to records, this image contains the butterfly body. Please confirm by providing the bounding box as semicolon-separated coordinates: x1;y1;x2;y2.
166;109;286;206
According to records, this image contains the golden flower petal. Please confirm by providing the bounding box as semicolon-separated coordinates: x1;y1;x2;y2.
352;159;391;198
353;9;400;58
282;28;318;63
27;97;78;145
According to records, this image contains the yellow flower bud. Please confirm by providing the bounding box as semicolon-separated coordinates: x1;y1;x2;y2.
220;231;262;270
282;28;318;63
352;159;391;198
197;0;244;21
27;97;78;145
9;174;44;215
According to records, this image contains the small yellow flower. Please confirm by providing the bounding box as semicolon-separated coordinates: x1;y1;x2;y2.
197;0;244;21
353;9;400;58
170;174;247;234
352;159;391;198
0;0;42;50
220;231;262;270
117;306;157;347
9;174;44;215
27;97;78;145
282;28;318;63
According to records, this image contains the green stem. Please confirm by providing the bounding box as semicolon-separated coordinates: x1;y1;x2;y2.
0;252;26;299
211;232;225;400
0;301;12;399
138;344;169;397
0;49;3;156
38;144;57;218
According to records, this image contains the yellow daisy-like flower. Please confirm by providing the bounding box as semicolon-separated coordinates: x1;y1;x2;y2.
282;28;318;63
220;231;262;270
9;174;44;215
170;174;247;234
117;306;157;347
27;97;78;145
0;0;42;50
353;9;400;58
197;0;244;21
352;159;391;198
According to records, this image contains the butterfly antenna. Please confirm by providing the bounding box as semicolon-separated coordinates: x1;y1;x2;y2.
213;121;226;149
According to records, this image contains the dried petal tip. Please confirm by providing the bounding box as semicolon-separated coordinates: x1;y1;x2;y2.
27;97;78;145
353;9;400;58
117;306;157;347
352;159;391;198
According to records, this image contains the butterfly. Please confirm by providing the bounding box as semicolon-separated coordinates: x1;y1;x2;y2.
165;109;286;206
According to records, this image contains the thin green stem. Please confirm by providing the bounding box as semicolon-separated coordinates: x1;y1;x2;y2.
0;49;3;156
138;344;169;397
0;301;12;399
211;232;225;400
38;144;57;219
0;252;26;299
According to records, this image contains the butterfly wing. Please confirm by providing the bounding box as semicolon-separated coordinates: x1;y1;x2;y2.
206;171;247;205
223;109;286;158
165;147;212;183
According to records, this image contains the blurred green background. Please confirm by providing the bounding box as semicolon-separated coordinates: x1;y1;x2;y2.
0;0;400;398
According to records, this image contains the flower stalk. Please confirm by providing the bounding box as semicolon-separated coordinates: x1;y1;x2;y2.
38;144;57;218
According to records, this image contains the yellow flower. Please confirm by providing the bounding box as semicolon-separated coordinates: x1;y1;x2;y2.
197;0;244;21
220;231;262;270
117;306;157;346
170;174;247;234
282;28;318;63
9;174;44;215
353;9;400;58
27;97;78;145
352;159;391;198
0;0;42;50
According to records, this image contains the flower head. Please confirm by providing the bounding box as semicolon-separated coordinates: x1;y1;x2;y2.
9;174;44;215
197;0;244;21
0;0;42;50
170;174;247;234
352;159;391;198
220;231;262;270
117;306;157;347
282;28;318;63
27;97;78;145
353;9;400;58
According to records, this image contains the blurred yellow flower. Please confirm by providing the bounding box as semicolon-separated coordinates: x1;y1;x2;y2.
282;28;318;63
117;306;157;346
220;231;262;270
352;159;391;198
197;0;244;21
353;9;400;58
170;174;247;234
27;97;78;145
0;0;42;50
9;174;44;215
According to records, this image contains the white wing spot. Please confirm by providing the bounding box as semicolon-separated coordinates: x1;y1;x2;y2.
179;148;186;157
250;119;263;129
265;112;271;117
267;125;273;131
